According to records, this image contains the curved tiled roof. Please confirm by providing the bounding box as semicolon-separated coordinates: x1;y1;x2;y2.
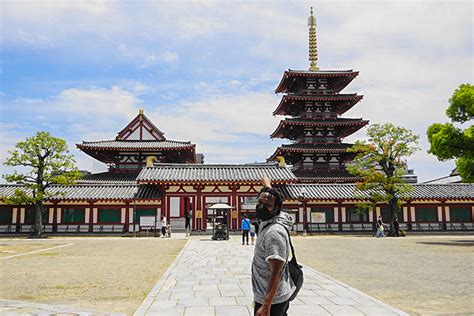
282;118;368;126
137;163;297;184
77;140;194;151
279;183;474;200
0;184;161;201
267;143;355;162
280;143;353;153
78;172;139;184
270;118;368;139
273;94;363;116
275;69;359;94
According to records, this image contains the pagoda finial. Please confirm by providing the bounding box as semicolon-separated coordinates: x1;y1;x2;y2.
308;6;319;71
139;108;144;115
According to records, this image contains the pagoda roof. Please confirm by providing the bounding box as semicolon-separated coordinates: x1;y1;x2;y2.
279;183;474;200
268;143;354;161
0;184;161;201
77;140;195;151
270;118;369;139
136;163;297;185
275;69;359;94
273;94;363;116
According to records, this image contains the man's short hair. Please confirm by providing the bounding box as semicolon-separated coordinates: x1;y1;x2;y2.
259;187;283;214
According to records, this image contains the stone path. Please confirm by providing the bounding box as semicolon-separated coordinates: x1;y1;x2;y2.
134;236;408;316
0;299;123;315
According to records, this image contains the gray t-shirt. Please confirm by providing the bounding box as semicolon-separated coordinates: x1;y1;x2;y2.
251;213;295;304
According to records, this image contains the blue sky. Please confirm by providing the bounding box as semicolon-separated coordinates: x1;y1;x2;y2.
0;0;472;182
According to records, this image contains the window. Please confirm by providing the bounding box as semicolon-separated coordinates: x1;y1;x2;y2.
0;207;12;224
347;208;368;222
450;206;471;222
25;208;48;224
415;207;437;222
381;208;403;222
62;208;85;224
98;209;121;223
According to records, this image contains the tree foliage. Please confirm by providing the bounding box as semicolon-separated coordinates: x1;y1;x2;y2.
427;84;474;182
2;132;81;237
347;123;420;220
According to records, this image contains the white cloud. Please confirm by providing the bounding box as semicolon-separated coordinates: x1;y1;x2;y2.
160;51;179;63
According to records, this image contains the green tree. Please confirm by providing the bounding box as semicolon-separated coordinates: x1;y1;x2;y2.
427;84;474;182
347;123;420;227
2;132;81;237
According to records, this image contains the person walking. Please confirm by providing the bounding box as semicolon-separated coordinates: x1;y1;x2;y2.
376;215;385;238
161;215;167;238
185;210;191;237
252;176;295;316
250;222;256;245
393;217;400;237
241;214;251;245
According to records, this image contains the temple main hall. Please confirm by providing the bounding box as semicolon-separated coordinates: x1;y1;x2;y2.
1;9;472;235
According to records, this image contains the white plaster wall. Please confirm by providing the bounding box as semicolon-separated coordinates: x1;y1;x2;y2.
49;208;54;223
12;208;17;224
121;208;126;223
403;207;408;222
85;208;90;223
56;208;62;224
444;206;450;222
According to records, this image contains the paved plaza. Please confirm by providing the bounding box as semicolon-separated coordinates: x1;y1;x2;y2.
134;236;408;316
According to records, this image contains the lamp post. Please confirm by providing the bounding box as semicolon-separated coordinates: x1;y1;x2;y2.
298;187;308;237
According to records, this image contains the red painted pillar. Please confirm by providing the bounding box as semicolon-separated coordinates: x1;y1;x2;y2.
88;201;94;233
231;185;238;231
338;201;343;231
125;201;129;233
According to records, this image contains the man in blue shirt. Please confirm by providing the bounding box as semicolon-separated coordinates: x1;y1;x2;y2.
241;213;251;245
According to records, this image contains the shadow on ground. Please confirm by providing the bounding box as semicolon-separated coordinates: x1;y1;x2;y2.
416;240;474;247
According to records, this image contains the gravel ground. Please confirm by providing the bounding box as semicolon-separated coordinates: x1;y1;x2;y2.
0;237;186;315
292;235;474;315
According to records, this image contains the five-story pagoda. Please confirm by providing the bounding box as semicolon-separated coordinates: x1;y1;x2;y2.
268;8;368;183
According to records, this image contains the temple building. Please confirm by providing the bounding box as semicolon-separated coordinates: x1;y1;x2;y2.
268;8;368;183
0;9;473;235
77;109;198;175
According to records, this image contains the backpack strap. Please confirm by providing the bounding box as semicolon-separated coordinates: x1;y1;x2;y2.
260;222;298;263
275;223;297;262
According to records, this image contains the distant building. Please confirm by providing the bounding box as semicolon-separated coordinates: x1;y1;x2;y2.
423;169;463;184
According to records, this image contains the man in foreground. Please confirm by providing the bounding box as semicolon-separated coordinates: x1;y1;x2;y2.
252;177;295;316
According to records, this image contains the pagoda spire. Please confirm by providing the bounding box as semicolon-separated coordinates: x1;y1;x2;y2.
308;7;319;71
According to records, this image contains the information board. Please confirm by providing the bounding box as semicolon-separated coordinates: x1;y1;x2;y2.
140;216;157;228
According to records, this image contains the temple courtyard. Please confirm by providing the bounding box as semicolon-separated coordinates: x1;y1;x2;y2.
0;235;473;315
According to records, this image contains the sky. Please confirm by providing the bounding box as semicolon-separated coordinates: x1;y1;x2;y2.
0;0;472;182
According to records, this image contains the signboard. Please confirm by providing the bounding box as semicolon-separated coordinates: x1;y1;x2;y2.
195;210;202;219
140;216;157;228
231;210;238;219
311;212;326;223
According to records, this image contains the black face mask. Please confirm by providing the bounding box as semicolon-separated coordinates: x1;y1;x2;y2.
256;202;275;221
